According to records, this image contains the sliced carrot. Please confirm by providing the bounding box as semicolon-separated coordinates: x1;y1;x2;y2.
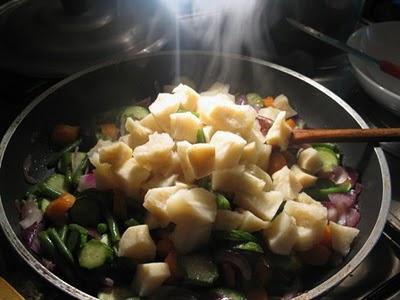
321;224;332;248
300;244;332;266
267;151;287;175
263;96;274;107
100;123;119;140
164;251;182;279
286;118;296;129
45;193;76;223
51;124;79;145
157;238;174;257
113;189;127;220
247;287;269;300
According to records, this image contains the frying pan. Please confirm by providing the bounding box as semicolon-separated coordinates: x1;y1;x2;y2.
0;51;391;299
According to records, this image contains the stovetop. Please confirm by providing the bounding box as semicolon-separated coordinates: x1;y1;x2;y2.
1;60;400;300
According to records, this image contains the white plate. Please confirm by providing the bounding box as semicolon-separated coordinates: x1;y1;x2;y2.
347;22;400;115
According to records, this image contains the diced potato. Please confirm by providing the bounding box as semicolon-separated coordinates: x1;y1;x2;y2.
187;143;215;178
118;225;156;262
294;226;320;251
133;263;170;297
94;163;120;190
133;133;175;173
203;126;215;143
115;158;151;197
258;107;282;121
166;188;217;225
197;97;256;135
256;144;272;171
297;192;324;207
290;164;317;188
170;222;212;254
212;165;266;195
246;164;273;191
99;141;133;169
142;174;179;191
200;82;232;98
126;118;153;149
272;166;303;200
140;113;162;133
243;124;266;145
284;200;327;228
161;151;182;178
265;111;293;150
263;212;298;255
88;140;113;167
148;93;183;132
176;141;196;183
170;112;202;143
213;210;244;231
240;142;258;165
239;210;270;232
173;84;200;111
210;131;246;169
119;134;130;145
273;94;297;118
330;222;360;256
235;191;284;221
143;184;188;226
297;148;323;175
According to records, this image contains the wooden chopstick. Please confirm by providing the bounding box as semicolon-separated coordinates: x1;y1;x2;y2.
291;128;400;144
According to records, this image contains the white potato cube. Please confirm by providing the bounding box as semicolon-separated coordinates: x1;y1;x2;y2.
240;142;258;165
297;192;324;207
126;118;153;149
235;191;284;221
203;126;215;143
170;222;211;253
140;113;162;133
170;112;202;143
201;82;232;97
239;210;270;232
294;226;320;251
115;158;151;197
213;210;244;231
118;225;156;262
212;165;266;195
142;174;179;191
256;144;272;171
88;139;113;167
133;263;170;297
246;164;273;191
173;84;200;111
330;222;360;256
133;133;174;173
176;141;196;183
284;200;327;228
148;93;183;132
263;212;298;255
187;143;215;178
290;164;317;188
265;111;293;150
258;107;282;121
272;166;303;200
210;131;246;169
167;188;217;225
273;94;297;118
143;184;188;226
298;148;323;175
99;141;133;169
94;163;120;190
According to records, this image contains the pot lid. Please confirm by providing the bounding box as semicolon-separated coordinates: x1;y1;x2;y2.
0;0;172;77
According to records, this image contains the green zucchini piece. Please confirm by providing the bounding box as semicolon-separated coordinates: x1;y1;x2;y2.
45;173;68;194
39;198;50;213
312;143;338;152
215;193;231;210
246;93;264;109
69;197;101;227
208;288;246;300
213;229;257;243
179;253;219;286
314;146;339;172
57;152;72;174
233;241;264;254
35;182;63;199
196;128;206;143
78;239;113;269
121;106;150;121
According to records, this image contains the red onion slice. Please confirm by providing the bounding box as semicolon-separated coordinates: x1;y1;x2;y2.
215;250;252;281
346;208;361;227
329;166;349;185
235;95;248;105
21;221;44;254
256;115;273;136
77;173;96;192
19;199;43;230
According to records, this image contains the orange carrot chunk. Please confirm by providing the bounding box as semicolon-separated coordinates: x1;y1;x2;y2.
51;124;79;145
45;192;76;222
286;118;296;129
321;224;332;248
100;123;119;140
263;96;274;107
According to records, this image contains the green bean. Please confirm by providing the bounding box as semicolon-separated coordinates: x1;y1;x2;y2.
38;231;56;257
71;155;88;187
196;128;206;143
58;152;72;174
104;210;120;245
97;223;108;234
68;224;88;235
47;138;82;167
66;230;80;253
47;228;75;265
37;182;63;199
58;225;68;243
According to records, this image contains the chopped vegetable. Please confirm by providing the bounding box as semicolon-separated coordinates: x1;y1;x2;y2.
66;229;80;253
268;151;287;175
47;228;75;265
215;193;231;210
51;124;79;146
246;93;264;109
233;241;264;254
314;145;340;173
121;106;150;121
39;198;50;213
196;128;206;143
263;96;274;107
286;118;296;129
100;123;119;140
47;138;82;167
179;253;219;286
125;218;140;228
79;239;113;269
305;180;351;200
45;193;76;222
213;229;257;243
97;223;108;234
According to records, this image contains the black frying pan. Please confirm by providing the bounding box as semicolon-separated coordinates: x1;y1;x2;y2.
0;51;391;299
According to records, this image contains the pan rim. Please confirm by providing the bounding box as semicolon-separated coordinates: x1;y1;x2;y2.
0;50;391;300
